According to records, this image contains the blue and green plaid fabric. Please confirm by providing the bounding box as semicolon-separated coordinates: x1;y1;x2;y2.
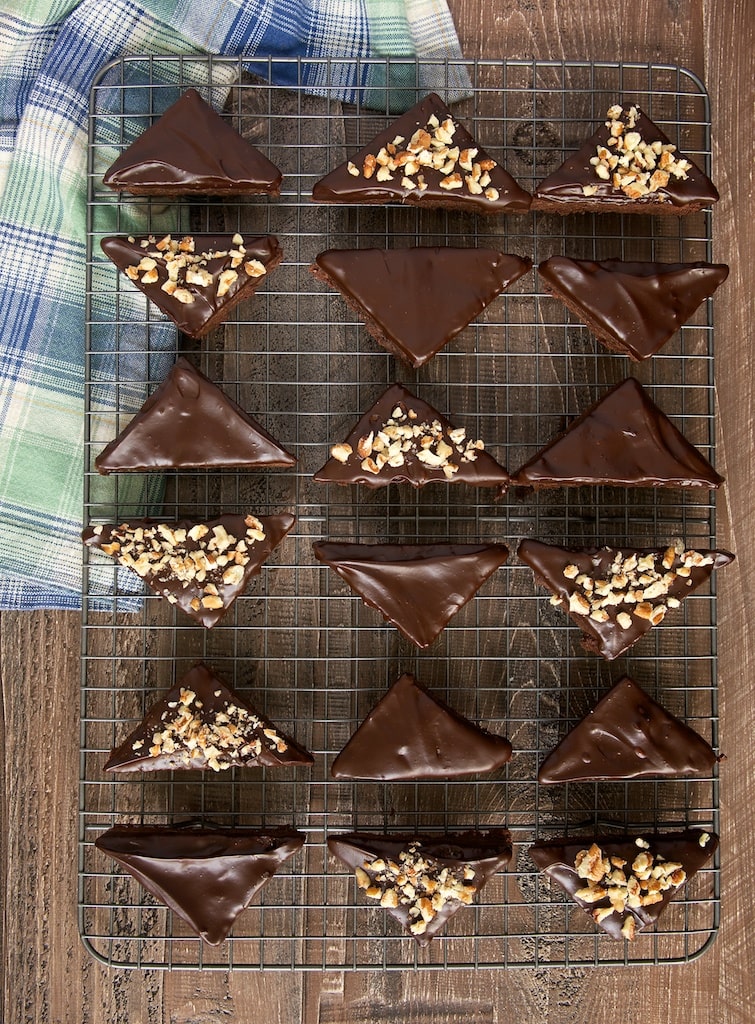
0;0;467;609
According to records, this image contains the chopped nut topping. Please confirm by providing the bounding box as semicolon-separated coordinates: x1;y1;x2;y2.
589;105;692;201
124;234;264;306
132;684;288;771
356;841;477;933
572;838;687;939
347;112;499;201
332;401;486;477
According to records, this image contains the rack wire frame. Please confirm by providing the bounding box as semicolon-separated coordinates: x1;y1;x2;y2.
81;56;723;970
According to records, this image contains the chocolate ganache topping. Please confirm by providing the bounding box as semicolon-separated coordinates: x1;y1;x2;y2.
511;377;724;490
83;512;295;628
103;88;283;195
331;672;512;780
96;821;305;945
328;830;513;945
538;675;719;783
311;248;531;367
95;357;296;473
312;92;531;213
105;662;313;773
313;540;509;648
529;829;718;941
538;257;729;361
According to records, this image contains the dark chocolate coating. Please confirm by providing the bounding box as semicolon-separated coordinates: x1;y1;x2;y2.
103;88;282;195
518;538;734;660
82;512;295;628
331;672;512;780
311;248;531;367
313;382;509;489
105;662;313;772
532;105;719;213
313;540;509;648
511;377;724;489
95;821;305;945
312;93;531;214
95;357;296;473
100;233;282;339
538;257;729;361
538;676;719;783
529;829;718;940
328;830;512;946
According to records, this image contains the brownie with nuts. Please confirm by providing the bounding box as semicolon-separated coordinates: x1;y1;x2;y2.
310;248;531;367
532;103;719;214
313;382;509;490
328;830;513;945
312;92;531;214
103;88;283;196
82;512;295;628
105;662;313;773
510;377;724;491
331;672;512;780
95;821;305;945
518;538;734;660
313;540;508;648
538;676;719;783
529;829;718;940
538;257;729;361
95;357;296;473
101;233;282;339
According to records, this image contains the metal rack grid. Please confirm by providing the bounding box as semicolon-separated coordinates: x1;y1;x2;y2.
81;57;723;970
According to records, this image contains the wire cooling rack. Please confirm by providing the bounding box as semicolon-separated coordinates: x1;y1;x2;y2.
81;57;723;970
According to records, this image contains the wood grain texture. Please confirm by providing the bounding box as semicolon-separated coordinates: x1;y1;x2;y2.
1;1;752;1021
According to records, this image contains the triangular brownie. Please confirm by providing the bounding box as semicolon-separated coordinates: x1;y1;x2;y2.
539;257;729;361
95;821;305;945
83;512;295;628
312;92;531;214
313;383;509;490
95;357;296;473
511;377;724;489
103;88;282;195
105;662;313;773
311;248;531;367
532;103;719;214
331;672;512;780
328;830;512;945
518;538;734;660
313;541;508;648
538;676;719;783
101;232;282;339
529;828;718;940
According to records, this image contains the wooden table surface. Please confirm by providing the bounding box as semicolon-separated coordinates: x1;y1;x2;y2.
2;1;753;1021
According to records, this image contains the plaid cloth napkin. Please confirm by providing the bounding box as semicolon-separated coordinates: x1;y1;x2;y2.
0;0;468;610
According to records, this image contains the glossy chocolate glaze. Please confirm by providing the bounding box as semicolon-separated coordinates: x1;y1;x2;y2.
82;512;295;628
529;829;718;940
96;357;296;473
105;662;313;773
313;541;509;648
100;233;282;339
331;672;512;780
313;382;509;489
103;88;282;195
518;538;735;660
538;257;729;361
538;676;719;783
532;106;719;212
312;93;531;214
511;377;724;489
328;830;512;946
311;248;531;367
95;821;305;945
